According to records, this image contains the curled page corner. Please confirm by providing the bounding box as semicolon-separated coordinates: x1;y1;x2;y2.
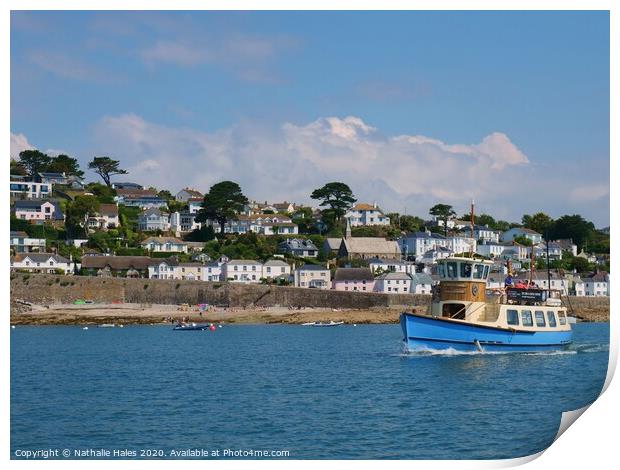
554;404;591;442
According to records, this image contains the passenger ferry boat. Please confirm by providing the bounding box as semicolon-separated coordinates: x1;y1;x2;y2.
400;257;573;353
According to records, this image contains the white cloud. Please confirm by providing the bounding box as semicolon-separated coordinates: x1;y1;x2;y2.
11;132;36;158
92;114;609;225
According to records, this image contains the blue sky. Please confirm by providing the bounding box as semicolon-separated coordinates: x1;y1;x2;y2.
10;11;610;226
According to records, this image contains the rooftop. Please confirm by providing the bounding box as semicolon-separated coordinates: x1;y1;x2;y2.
334;268;374;282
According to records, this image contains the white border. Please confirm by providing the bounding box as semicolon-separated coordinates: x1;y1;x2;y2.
4;2;616;469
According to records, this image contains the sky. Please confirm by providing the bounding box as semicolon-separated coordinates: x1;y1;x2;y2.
10;10;610;227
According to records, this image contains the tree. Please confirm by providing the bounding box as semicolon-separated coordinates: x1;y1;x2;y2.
513;235;533;246
66;195;101;238
548;214;595;249
399;215;424;233
522;212;554;235
291;206;315;234
429;203;456;236
310;182;356;222
47;154;84;178
19;150;52;176
194;181;248;237
85;182;117;204
10;158;27;176
88;156;128;187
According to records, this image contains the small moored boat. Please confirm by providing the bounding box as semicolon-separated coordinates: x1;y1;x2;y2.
173;322;212;331
308;321;344;327
400;257;572;353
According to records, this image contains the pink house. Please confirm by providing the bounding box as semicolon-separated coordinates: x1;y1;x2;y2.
13;199;64;222
332;268;375;292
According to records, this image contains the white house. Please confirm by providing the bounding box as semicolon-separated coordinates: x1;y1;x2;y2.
514;271;570;295
500;227;543;244
203;262;223;281
10;179;52;199
573;277;586;296
399;231;449;258
418;246;453;265
188;199;202;214
175;188;203;203
463;225;501;243
262;259;291;279
409;273;434;294
447;235;476;255
368;258;415;275
374;272;412;294
170;210;200;235
476;241;505;259
10;253;75;274
344;203;390;227
223;260;263;283
115;189;166;209
138;208;170;232
148;258;207;281
294;264;331;289
10;231;46;253
554;239;578;257
500;242;529;261
87;203;120;231
582;271;609;296
211;214;298;236
141;236;188;253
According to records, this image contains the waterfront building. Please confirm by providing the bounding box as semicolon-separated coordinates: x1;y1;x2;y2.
10;231;46;253
409;273;434;295
11;253;75;274
148;257;207;281
294;264;331;289
344;202;390;227
278;238;319;258
222;260;263;283
81;255;151;277
140;236;188;253
368;258;415;275
262;259;291;280
203;262;223;281
581;271;610;296
374;272;412;294
332;268;375;292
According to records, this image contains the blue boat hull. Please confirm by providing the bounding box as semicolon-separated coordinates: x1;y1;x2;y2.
400;313;572;353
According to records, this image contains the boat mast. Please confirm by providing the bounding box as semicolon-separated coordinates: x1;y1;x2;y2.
470;199;475;257
529;241;534;285
545;229;551;293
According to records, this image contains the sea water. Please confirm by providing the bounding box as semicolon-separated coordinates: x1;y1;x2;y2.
10;323;609;459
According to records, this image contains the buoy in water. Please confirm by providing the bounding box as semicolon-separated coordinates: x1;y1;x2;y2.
353;324;357;327
11;325;16;329
82;327;89;330
218;324;222;328
209;325;216;331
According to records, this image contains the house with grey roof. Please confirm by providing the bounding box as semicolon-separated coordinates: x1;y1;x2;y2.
13;199;64;223
500;227;543;244
332;268;375;292
409;273;434;295
140;236;188;253
398;231;449;258
278;238;319;258
81;255;151;277
262;259;291;279
222;259;263;283
374;271;412;294
368;257;415;275
294;264;331;289
138;208;170;232
11;253;75;274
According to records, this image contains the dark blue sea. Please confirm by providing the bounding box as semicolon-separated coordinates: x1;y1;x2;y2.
11;323;609;460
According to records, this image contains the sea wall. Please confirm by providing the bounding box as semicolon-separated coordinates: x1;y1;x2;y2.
9;274;429;309
9;273;610;321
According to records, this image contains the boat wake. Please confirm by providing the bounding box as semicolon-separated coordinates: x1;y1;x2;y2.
394;342;608;358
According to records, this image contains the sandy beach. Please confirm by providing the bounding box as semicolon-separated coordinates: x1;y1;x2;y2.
10;302;415;326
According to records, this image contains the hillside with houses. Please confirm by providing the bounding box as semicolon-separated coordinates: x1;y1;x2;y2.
10;151;611;298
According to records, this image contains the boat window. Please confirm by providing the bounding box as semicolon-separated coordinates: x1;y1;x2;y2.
558;311;566;326
535;311;546;327
483;266;490;279
507;309;519;326
437;264;445;279
473;264;485;279
521;310;533;327
442;303;466;320
446;262;458;279
460;262;472;279
546;311;557;327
